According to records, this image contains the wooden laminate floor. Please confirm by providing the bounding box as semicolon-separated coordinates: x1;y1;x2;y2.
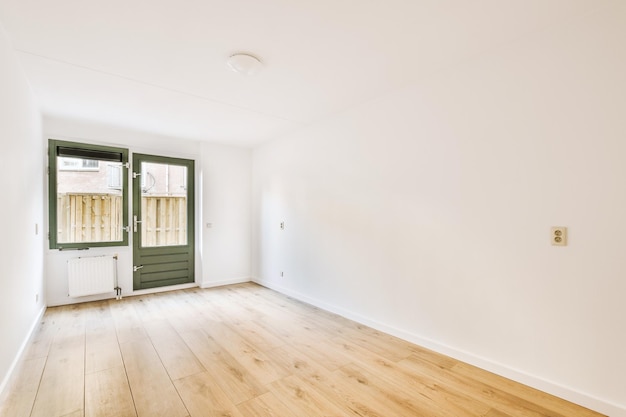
0;283;604;417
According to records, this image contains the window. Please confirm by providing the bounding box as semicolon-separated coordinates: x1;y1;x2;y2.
48;139;129;249
58;157;99;171
107;164;122;189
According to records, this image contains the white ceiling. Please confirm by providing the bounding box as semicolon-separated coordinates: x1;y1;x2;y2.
0;0;596;147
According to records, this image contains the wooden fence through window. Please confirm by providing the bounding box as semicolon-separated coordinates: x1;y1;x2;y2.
57;193;187;245
141;195;187;246
57;193;123;243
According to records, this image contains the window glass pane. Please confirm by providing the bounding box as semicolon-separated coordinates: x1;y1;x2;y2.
56;157;124;244
58;157;99;171
140;162;188;247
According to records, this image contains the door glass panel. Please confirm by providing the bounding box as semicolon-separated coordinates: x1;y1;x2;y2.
140;161;188;247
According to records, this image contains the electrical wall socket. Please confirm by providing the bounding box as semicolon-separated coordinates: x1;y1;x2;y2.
551;226;567;246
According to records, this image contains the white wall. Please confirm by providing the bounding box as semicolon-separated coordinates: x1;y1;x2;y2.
201;143;252;287
252;3;626;416
44;117;251;306
0;25;45;394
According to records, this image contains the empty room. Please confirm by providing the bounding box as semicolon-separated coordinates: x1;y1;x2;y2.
0;0;624;416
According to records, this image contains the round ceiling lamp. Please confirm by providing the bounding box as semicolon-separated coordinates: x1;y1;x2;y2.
226;53;263;76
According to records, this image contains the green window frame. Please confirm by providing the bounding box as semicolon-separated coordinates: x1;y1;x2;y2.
48;139;129;249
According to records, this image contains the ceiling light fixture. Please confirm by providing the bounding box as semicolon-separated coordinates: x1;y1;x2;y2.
226;53;263;76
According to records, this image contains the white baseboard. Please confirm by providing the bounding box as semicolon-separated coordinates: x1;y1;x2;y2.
200;277;251;289
0;305;46;399
253;278;625;417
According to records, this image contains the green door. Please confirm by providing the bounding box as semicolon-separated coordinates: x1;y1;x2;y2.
132;153;194;290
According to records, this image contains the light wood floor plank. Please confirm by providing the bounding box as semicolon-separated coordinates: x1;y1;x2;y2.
30;345;85;417
109;298;148;344
269;375;352;417
174;371;245;417
278;343;447;417
333;324;414;362
119;339;188;417
237;391;299;417
86;341;123;375
3;283;606;417
288;338;353;371
183;290;228;324
398;354;570;417
132;294;166;323
261;343;390;417
22;308;62;361
85;366;136;417
178;329;267;404
336;362;465;417
143;319;205;381
226;319;286;353
85;302;123;375
164;291;210;334
330;336;492;416
0;357;46;417
31;305;86;417
204;322;290;385
84;301;117;339
451;361;603;417
61;410;84;417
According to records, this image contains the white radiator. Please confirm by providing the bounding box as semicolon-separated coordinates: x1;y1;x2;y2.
68;255;118;298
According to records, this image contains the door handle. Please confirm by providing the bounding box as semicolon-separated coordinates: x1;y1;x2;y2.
133;215;142;232
133;265;144;272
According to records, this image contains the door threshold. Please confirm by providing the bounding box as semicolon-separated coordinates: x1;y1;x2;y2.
131;282;198;297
